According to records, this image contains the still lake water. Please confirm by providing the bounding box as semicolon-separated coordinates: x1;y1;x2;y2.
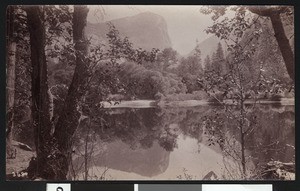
71;104;295;180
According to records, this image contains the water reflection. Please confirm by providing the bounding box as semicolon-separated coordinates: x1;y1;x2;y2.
70;105;294;180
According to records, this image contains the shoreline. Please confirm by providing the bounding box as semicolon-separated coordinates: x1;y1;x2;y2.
101;98;295;108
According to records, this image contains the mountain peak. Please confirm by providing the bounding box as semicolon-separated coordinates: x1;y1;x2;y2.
86;12;172;51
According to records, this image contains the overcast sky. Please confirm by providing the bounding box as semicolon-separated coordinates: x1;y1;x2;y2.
87;5;216;55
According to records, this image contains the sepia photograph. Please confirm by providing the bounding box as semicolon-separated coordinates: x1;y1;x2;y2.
6;5;295;181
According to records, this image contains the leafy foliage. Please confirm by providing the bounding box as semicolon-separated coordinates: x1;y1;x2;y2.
198;5;294;179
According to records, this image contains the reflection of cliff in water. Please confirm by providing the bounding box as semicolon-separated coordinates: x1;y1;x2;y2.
103;140;169;177
73;140;170;177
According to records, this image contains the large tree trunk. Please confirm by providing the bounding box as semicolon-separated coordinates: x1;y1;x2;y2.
25;5;89;180
25;6;57;179
248;7;294;81
6;6;17;157
54;5;89;151
269;13;294;81
50;5;89;179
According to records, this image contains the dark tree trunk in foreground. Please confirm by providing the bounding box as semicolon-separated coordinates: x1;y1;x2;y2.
248;7;294;81
51;5;89;179
6;6;17;156
25;5;90;180
269;13;294;81
54;5;89;151
26;5;52;151
25;6;65;180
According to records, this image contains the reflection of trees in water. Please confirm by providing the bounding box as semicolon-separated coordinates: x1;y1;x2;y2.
245;106;295;178
152;105;294;180
69;108;180;179
69;118;111;180
92;107;212;152
98;106;294;161
200;105;294;179
94;108;180;151
70;105;294;180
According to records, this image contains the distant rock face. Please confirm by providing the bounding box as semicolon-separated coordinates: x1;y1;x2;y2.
85;12;172;51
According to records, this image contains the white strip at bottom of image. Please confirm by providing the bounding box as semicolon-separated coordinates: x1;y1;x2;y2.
202;184;272;191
